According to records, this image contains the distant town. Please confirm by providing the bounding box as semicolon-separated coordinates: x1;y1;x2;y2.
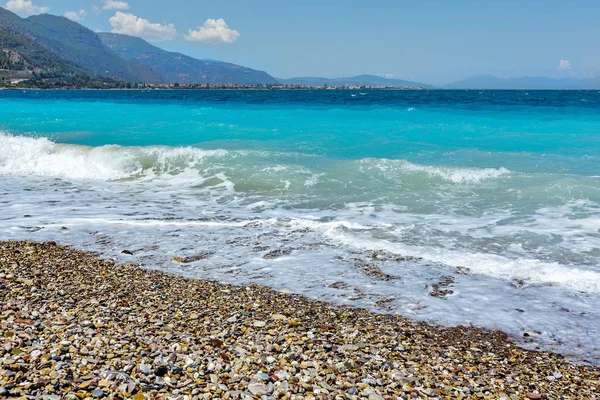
150;83;428;90
0;78;428;90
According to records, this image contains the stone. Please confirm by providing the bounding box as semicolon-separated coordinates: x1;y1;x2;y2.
526;394;542;400
256;372;270;381
208;338;224;348
92;389;104;398
139;364;152;375
1;241;598;400
248;382;269;395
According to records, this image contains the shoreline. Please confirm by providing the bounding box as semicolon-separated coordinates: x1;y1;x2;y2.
0;87;428;92
1;240;598;399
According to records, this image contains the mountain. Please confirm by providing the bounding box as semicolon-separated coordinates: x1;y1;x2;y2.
446;74;600;90
0;7;159;82
98;32;277;85
277;74;432;88
0;25;73;73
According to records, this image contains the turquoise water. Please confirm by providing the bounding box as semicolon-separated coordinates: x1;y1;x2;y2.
1;90;600;174
1;90;599;362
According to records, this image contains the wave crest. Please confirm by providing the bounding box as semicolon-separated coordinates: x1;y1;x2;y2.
0;132;227;181
0;132;511;187
360;158;511;183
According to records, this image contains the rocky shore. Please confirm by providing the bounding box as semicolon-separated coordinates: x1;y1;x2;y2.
1;241;598;399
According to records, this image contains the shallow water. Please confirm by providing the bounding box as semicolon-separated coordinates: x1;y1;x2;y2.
1;89;599;363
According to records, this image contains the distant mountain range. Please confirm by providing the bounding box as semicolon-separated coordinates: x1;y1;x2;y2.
277;74;432;88
280;74;600;90
0;7;276;85
2;7;600;89
445;74;600;90
98;33;277;85
0;24;72;73
0;7;158;82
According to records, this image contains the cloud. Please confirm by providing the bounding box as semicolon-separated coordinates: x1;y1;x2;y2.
558;59;572;71
185;19;240;44
109;12;177;41
64;9;87;21
5;0;49;15
102;0;129;10
385;73;395;79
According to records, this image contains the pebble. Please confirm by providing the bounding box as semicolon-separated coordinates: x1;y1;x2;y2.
526;394;542;400
248;382;269;395
256;372;270;381
0;241;598;399
139;364;152;375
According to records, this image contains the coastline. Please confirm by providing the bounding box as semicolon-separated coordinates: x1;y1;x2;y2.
0;87;427;91
1;241;598;399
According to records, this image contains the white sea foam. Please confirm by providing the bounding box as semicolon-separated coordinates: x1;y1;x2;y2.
0;132;137;180
325;228;600;293
304;173;323;187
66;217;251;228
360;158;511;183
0;132;513;188
0;132;227;181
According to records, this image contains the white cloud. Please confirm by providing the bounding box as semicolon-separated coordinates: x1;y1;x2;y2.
102;0;129;10
64;9;87;21
109;12;177;41
558;59;572;71
385;73;395;79
185;19;240;44
5;0;49;15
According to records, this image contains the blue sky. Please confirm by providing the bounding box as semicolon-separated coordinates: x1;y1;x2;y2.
4;0;600;84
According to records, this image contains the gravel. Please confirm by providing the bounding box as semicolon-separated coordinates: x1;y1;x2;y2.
1;241;599;399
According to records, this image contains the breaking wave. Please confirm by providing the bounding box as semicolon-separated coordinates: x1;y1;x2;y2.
359;158;511;183
0;132;228;181
0;132;511;186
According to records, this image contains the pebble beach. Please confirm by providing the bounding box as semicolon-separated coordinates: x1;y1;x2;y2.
1;241;599;399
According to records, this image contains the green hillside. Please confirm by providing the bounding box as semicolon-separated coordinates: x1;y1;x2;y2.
0;7;159;83
1;7;279;86
99;32;277;85
0;26;73;72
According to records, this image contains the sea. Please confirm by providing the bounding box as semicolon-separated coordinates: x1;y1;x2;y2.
1;89;599;363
